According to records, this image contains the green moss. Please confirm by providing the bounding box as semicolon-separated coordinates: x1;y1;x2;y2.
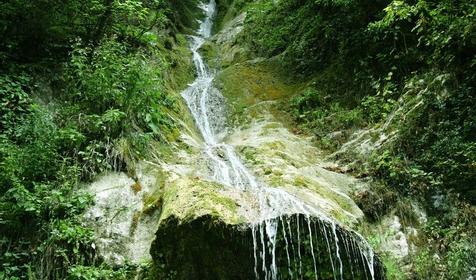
161;33;195;93
214;0;251;33
200;41;221;69
159;177;245;225
149;32;203;156
215;60;304;127
293;176;308;187
241;147;258;163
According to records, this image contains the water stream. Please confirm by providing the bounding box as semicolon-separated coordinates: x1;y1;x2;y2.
181;1;381;279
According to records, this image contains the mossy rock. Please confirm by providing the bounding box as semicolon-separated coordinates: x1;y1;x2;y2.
159;177;245;225
215;60;303;127
214;0;251;34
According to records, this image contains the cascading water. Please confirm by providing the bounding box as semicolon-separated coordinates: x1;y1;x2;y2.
181;1;383;279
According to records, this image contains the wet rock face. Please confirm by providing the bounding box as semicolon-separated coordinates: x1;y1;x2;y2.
250;214;385;280
151;214;385;280
151;215;255;280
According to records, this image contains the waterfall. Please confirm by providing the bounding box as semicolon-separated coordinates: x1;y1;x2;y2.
180;1;383;279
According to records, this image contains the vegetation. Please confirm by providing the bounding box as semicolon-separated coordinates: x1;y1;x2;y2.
0;0;200;278
243;0;476;278
245;0;476;198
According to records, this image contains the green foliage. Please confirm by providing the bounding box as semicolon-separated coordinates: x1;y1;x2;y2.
413;206;476;279
63;38;177;138
56;38;179;178
245;0;475;122
67;264;144;280
0;107;95;277
382;257;406;280
0;0;172;63
369;0;476;82
0;0;200;278
245;0;391;83
361;95;395;124
0;106;61;192
290;86;366;149
214;0;251;31
367;73;476;201
249;0;475;200
164;0;202;33
0;75;30;134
